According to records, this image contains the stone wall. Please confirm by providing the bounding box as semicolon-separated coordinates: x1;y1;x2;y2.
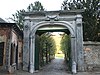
83;41;100;71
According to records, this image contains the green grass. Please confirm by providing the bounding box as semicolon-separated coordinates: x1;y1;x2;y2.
55;54;64;58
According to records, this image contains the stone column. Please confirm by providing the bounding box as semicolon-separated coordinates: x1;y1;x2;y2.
71;36;77;73
71;37;76;62
29;36;35;73
76;14;84;71
6;39;11;72
6;31;12;72
23;20;30;71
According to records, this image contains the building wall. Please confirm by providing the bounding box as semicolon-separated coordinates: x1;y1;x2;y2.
0;27;23;72
0;28;10;70
10;31;18;70
11;30;23;70
11;31;18;46
18;40;23;69
83;41;100;71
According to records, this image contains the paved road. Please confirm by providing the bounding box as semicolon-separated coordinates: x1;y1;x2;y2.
35;58;70;75
0;58;100;75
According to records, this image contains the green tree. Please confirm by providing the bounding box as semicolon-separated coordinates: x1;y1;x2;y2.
38;32;56;66
60;34;71;59
82;0;100;41
27;1;44;12
10;1;44;30
60;33;71;70
62;0;100;41
9;9;25;30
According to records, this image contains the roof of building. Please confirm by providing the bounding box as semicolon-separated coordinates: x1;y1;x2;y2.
0;18;23;38
0;18;7;23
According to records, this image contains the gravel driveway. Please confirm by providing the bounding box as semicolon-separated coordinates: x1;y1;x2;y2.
0;58;100;75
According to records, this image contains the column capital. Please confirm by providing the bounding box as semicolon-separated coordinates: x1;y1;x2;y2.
76;14;82;19
75;14;82;25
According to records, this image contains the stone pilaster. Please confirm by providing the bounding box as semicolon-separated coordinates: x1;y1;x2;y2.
76;14;84;71
29;36;35;73
71;37;76;62
6;32;12;72
23;20;30;71
71;36;77;73
6;39;11;71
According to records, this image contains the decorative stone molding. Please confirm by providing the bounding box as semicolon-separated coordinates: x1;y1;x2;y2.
76;14;82;25
45;15;59;21
24;25;29;30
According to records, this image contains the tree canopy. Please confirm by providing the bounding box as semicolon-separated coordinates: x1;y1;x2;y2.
27;1;44;12
60;33;71;70
9;1;44;30
62;0;100;41
37;32;56;66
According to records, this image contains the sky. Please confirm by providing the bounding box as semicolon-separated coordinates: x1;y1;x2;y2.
0;0;64;21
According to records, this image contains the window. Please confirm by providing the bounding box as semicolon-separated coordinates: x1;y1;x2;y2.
0;42;4;66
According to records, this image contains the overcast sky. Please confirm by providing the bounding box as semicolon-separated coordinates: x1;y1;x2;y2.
0;0;64;21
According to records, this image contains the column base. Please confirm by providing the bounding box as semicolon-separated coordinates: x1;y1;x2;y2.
78;65;85;72
29;64;34;73
23;65;29;71
72;61;77;73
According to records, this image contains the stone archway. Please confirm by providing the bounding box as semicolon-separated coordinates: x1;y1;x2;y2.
23;10;84;73
30;21;75;73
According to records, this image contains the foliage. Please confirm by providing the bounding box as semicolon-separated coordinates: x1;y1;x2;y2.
39;33;56;56
62;0;100;41
27;1;44;12
9;9;25;30
9;1;44;30
38;32;56;66
82;0;100;41
60;34;71;56
60;33;71;70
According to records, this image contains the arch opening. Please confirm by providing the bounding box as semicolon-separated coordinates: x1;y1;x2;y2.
29;21;76;73
35;32;71;71
30;21;75;38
